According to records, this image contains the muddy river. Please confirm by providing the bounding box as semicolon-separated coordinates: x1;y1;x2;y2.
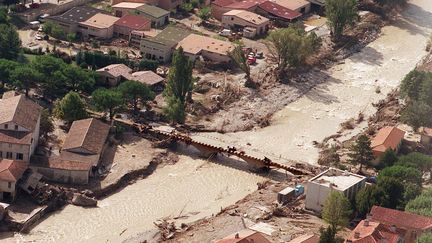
3;0;432;242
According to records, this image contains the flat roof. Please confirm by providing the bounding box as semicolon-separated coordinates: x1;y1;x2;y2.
115;15;150;29
271;0;309;10
224;9;269;25
112;2;145;9
147;26;192;47
80;13;120;29
177;34;234;55
47;6;105;24
309;168;365;191
137;4;170;19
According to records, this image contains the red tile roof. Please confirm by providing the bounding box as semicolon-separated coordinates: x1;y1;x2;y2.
115;15;150;30
0;94;42;131
31;155;93;171
226;0;263;9
0;130;33;145
371;126;405;153
96;64;132;78
213;0;235;7
346;220;404;243
216;229;271;243
370;206;432;231
0;159;28;182
127;71;164;86
258;1;302;20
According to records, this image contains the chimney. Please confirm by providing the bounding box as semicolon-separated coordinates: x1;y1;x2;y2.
364;219;369;226
354;232;360;239
235;233;239;239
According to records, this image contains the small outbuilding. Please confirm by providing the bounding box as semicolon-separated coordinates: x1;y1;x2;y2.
222;10;270;36
371;126;405;160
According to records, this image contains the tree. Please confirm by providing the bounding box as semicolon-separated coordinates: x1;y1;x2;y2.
198;7;211;22
66;33;76;44
117;80;155;110
53;91;88;124
356;186;388;217
0;24;21;60
164;47;194;123
0;59;18;86
322;191;352;232
348;135;374;173
91;88;123;119
0;7;8;23
416;232;432;243
40;109;54;138
229;45;252;86
377;177;405;209
265;26;321;76
398;152;432;181
406;188;432;217
378;165;422;187
318;226;337;243
400;101;432;131
10;66;41;96
325;0;358;40
379;149;398;168
400;70;432;101
62;65;96;93
32;55;67;98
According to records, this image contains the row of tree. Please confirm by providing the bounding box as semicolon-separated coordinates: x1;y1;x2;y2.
76;51;159;71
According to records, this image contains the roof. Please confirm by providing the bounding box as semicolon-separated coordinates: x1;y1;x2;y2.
309;168;365;191
112;2;144;9
137;4;170;19
147;26;192;47
271;0;309;10
0;130;33;145
115;15;150;30
177;34;234;56
127;71;164;86
96;64;132;78
0;159;28;182
370;206;432;231
258;1;302;20
216;229;272;243
346;220;403;243
46;6;105;24
212;0;234;7
371;126;405;153
62;118;110;155
80;13;119;29
223;10;269;25
0;94;42;131
288;234;319;243
226;0;264;9
31;155;93;171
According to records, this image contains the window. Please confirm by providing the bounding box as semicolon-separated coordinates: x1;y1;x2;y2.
14;125;18;130
8;182;12;189
6;152;12;159
231;17;234;21
8;144;12;148
4;124;8;129
0;151;2;158
16;153;23;160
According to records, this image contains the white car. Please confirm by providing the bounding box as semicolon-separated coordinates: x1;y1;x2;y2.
35;35;43;40
38;26;43;32
218;29;232;37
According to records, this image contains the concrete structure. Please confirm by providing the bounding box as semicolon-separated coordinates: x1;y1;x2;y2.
371;126;405;160
305;168;366;212
346;219;404;243
114;15;151;39
176;34;234;63
272;0;310;14
140;26;191;62
222;10;270;36
256;1;302;25
0;93;42;163
136;4;170;28
216;229;271;243
112;2;145;17
277;186;295;204
0;159;27;201
369;206;432;243
211;0;266;20
78;13;120;39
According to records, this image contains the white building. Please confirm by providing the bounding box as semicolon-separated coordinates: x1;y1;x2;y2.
305;168;366;212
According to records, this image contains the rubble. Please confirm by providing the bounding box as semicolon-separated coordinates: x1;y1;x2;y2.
71;193;97;207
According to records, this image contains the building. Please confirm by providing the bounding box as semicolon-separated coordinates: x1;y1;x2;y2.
112;2;145;17
96;64;133;86
272;0;310;14
371;126;405;160
176;34;234;63
215;229;272;243
111;0;180;10
140;26;192;62
136;4;170;28
128;71;165;90
211;0;266;20
0;159;27;201
78;13;120;39
369;206;432;243
0;94;42;163
31;118;110;185
111;0;159;7
222;10;270;36
305;168;366;212
289;234;319;243
345;219;405;243
45;6;105;34
114;15;151;39
256;1;302;25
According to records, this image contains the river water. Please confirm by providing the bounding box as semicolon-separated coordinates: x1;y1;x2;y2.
3;0;432;242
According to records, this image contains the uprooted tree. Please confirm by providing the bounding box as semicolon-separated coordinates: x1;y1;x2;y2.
229;45;255;88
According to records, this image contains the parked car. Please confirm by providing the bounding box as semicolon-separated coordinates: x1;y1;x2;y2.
218;29;232;37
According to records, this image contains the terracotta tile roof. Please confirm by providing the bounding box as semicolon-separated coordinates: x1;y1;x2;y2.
258;1;302;20
0;159;28;182
80;13;119;29
31;155;92;171
346;220;404;243
0;130;33;145
370;206;432;231
272;0;309;10
0;94;42;131
96;64;133;78
59;150;100;166
371;126;405;153
177;34;234;56
62;118;110;155
226;0;265;9
115;15;150;30
212;0;235;7
223;10;269;25
127;71;164;86
216;229;272;243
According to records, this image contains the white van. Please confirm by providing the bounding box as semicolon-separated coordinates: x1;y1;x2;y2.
218;29;232;37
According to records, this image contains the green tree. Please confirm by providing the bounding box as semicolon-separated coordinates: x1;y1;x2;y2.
406;188;432;217
377;177;405;209
325;0;358;40
40;109;55;139
229;45;252;86
32;55;67;98
117;80;155;110
379;149;398;168
378;165;422;187
348;135;374;173
399;152;432;181
53;91;88;124
10;66;41;96
0;24;21;60
0;59;18;86
0;7;8;24
322;191;352;232
62;65;96;93
416;232;432;243
318;226;338;243
164;47;194;123
400;101;432;131
400;70;432;101
198;7;211;22
92;88;123;119
356;186;388;217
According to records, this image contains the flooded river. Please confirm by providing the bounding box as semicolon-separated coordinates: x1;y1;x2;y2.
3;0;432;242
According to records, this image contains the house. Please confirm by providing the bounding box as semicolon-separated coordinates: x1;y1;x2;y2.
369;206;432;243
211;0;266;20
114;15;151;39
0;94;42;163
128;71;165;90
78;13;120;39
289;234;319;243
272;0;311;14
111;0;159;7
256;1;302;25
112;2;145;17
30;118;110;185
305;168;366;212
215;229;272;243
96;64;133;86
371;126;405;160
176;34;234;63
419;127;432;147
136;4;170;28
140;26;192;62
345;219;405;243
222;10;270;37
0;159;27;201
